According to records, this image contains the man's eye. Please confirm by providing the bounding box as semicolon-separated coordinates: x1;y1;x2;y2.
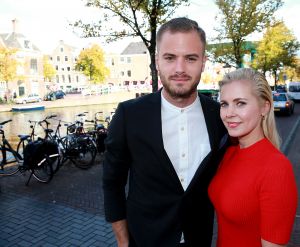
165;56;174;61
186;57;197;62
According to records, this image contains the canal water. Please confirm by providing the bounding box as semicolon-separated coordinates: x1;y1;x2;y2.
0;103;117;147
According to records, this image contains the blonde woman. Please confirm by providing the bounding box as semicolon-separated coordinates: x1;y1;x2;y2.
209;68;297;247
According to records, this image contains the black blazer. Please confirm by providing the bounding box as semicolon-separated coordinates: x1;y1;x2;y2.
103;91;227;247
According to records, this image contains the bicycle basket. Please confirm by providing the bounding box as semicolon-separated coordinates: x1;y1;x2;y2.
23;140;59;168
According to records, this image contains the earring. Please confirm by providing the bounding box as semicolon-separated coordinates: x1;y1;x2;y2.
261;114;265;120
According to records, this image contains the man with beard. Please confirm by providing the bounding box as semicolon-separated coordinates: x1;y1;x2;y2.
103;17;227;247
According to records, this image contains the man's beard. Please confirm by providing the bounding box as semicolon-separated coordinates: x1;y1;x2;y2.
160;73;199;99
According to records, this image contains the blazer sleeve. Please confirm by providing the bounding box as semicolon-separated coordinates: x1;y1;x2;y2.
103;102;131;222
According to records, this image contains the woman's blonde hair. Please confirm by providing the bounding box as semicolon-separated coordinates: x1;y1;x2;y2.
219;68;281;149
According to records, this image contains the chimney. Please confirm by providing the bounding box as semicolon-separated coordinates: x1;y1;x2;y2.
12;18;19;33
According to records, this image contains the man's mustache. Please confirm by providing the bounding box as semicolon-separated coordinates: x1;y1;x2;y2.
169;74;191;80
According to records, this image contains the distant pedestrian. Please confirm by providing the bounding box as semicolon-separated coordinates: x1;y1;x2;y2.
209;68;298;247
103;17;227;247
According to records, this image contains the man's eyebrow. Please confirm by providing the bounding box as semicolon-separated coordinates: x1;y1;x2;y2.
162;53;175;56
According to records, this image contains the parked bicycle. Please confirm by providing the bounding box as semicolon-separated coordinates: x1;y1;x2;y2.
0;120;59;185
86;111;109;153
41;112;97;170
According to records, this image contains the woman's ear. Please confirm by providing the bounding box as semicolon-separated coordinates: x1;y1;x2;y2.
262;100;271;116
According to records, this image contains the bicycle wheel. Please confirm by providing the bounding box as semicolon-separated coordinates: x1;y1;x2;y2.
0;148;19;176
16;139;31;160
70;137;97;169
31;155;53;183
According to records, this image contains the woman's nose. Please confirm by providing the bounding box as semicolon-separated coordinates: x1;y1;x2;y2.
225;105;235;117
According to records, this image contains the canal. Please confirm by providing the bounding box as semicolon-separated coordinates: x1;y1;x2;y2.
0;103;117;147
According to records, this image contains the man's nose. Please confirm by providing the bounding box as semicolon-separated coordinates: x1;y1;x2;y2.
175;58;185;73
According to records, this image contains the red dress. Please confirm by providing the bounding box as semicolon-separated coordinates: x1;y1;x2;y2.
208;138;297;247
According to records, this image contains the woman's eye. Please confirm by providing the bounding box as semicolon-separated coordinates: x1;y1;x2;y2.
237;101;246;106
220;102;227;108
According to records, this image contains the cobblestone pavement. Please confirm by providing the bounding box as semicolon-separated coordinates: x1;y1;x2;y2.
1;124;300;246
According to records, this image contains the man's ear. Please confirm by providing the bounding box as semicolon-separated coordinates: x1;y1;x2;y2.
155;54;159;72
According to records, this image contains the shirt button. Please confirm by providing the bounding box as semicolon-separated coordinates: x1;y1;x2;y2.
182;153;185;158
181;109;184;113
180;178;184;182
181;127;184;131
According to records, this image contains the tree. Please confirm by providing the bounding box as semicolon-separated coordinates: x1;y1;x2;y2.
75;44;110;83
282;58;300;82
43;55;56;82
252;21;300;85
0;47;18;87
72;0;189;92
209;0;283;68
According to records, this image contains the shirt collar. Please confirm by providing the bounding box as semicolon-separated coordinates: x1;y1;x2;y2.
161;92;200;113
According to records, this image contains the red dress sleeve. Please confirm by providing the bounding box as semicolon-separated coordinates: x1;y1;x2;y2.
259;155;298;244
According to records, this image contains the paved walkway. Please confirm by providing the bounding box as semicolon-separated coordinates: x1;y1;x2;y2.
0;119;300;246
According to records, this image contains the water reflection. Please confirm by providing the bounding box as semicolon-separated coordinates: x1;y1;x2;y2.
0;103;117;147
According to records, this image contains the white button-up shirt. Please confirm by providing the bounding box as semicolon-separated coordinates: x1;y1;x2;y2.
161;94;211;190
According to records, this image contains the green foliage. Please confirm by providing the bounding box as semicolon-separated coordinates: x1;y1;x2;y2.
43;55;56;82
211;0;283;68
286;58;300;81
252;21;300;84
0;48;18;83
72;0;189;92
75;44;110;83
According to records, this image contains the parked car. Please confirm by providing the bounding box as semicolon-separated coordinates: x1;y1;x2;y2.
15;94;42;104
44;90;66;101
273;92;295;116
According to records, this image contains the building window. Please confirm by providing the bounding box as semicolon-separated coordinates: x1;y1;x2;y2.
127;57;131;63
57;56;60;62
120;57;124;62
30;59;38;73
50;56;53;61
65;56;68;62
56;65;58;70
67;67;70;71
133;81;137;85
62;75;65;83
127;70;131;77
121;71;125;77
112;58;115;66
68;75;71;83
76;76;79;82
56;75;59;83
60;47;63;52
61;67;64;71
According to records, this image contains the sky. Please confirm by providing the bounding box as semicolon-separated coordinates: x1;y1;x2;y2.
0;0;299;54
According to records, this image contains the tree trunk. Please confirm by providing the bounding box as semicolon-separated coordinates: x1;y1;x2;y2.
273;69;278;89
149;48;158;92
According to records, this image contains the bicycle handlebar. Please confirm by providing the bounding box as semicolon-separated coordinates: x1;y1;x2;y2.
0;119;12;126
